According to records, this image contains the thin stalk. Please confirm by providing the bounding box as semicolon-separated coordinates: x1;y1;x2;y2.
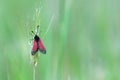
33;53;38;80
33;65;36;80
42;15;54;39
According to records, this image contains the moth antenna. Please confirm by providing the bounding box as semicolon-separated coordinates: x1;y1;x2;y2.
36;25;39;35
43;14;55;39
31;31;36;35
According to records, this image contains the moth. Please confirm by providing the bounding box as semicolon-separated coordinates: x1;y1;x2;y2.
31;25;46;55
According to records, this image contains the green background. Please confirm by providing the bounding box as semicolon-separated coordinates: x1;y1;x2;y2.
0;0;120;80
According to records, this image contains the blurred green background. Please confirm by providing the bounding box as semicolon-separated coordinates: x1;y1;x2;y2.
0;0;120;80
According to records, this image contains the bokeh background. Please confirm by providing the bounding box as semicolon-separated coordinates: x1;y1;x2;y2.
0;0;120;80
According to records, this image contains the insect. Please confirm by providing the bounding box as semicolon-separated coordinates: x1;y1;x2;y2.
31;25;46;55
30;15;54;65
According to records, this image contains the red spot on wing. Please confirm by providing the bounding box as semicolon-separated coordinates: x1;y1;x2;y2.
38;39;46;54
31;40;38;55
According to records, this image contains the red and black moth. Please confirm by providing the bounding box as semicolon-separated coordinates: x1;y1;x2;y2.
31;25;46;55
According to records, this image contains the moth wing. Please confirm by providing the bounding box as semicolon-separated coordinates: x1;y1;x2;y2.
38;39;46;54
31;40;38;55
